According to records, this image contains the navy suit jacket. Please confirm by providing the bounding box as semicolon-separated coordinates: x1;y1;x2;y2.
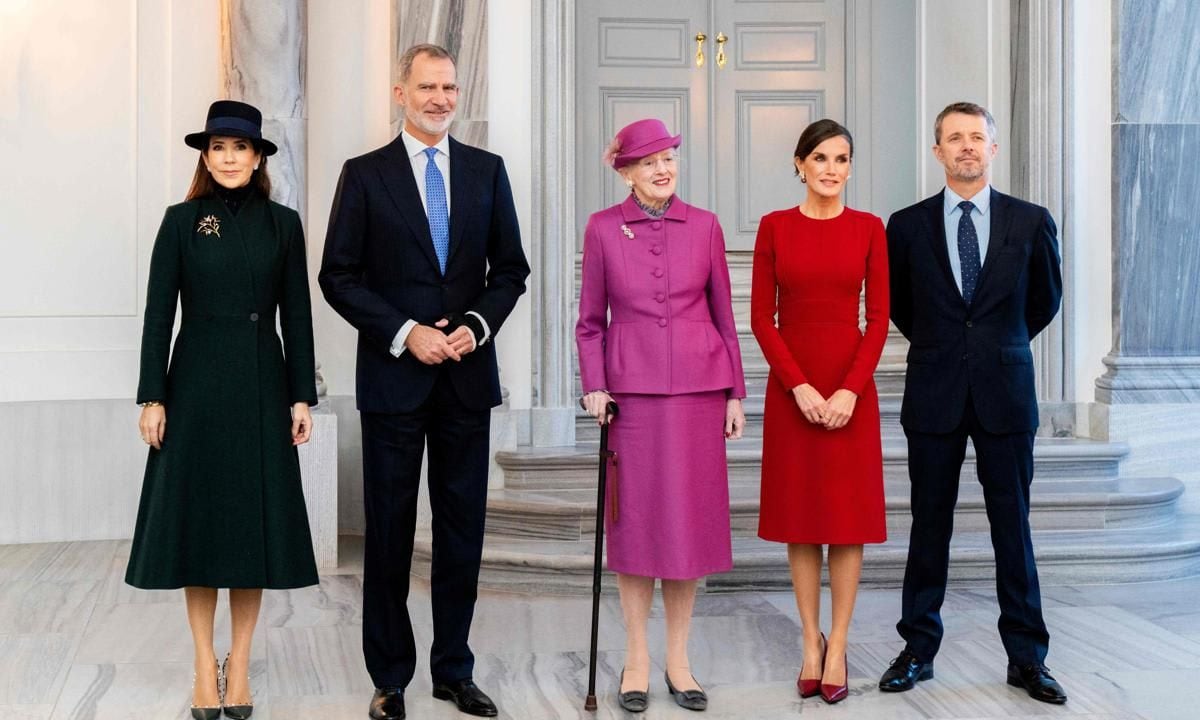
887;188;1062;434
319;135;530;413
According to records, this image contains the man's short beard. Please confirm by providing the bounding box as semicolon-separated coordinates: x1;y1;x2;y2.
408;109;455;136
951;164;985;181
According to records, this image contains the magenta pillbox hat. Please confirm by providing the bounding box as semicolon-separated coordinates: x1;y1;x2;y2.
605;118;682;168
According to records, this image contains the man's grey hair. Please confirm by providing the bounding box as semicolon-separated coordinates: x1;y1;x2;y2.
397;43;456;83
934;102;997;144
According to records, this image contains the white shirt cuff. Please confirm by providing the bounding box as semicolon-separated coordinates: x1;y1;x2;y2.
390;319;419;357
466;311;491;345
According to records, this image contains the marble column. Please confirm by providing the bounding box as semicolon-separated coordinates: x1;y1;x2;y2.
1097;0;1200;403
219;0;307;216
391;0;489;148
1092;0;1200;477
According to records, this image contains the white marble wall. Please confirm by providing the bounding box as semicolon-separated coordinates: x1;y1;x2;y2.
391;0;489;148
1098;0;1200;403
220;0;308;216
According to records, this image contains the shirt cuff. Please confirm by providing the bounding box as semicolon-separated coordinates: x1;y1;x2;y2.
466;311;491;345
390;319;419;357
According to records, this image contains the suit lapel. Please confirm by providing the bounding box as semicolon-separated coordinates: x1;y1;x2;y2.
972;188;1012;305
376;136;442;274
446;137;470;267
922;192;962;302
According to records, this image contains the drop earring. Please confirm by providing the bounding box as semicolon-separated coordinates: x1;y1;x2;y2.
799;173;807;184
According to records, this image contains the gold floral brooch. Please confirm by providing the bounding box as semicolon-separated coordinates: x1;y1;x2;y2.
197;215;221;237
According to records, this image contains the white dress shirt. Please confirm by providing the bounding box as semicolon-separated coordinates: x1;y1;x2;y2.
389;129;491;357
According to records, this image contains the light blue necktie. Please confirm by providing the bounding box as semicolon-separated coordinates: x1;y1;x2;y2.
957;200;981;305
423;147;449;274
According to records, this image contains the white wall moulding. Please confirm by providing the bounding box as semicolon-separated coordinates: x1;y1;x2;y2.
0;0;139;318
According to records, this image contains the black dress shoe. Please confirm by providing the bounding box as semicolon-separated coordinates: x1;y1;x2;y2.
1007;663;1068;704
878;649;934;692
432;679;498;717
617;669;649;713
369;687;406;720
664;670;708;712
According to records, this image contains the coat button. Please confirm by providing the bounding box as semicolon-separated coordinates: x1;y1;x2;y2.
250;313;259;322
655;293;666;303
658;317;668;327
651;221;662;230
961;353;969;360
651;245;663;255
653;268;664;278
965;320;974;328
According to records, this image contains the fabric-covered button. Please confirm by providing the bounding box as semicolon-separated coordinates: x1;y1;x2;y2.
653;268;664;278
651;245;663;255
655;293;666;303
657;317;668;327
250;313;259;322
651;221;662;230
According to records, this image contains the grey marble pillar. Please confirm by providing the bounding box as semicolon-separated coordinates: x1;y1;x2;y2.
1096;0;1200;404
219;0;307;216
391;0;489;148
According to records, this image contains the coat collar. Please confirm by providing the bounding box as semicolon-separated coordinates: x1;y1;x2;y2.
619;193;689;223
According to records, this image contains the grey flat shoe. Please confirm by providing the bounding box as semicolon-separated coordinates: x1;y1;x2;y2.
618;669;649;713
665;670;707;711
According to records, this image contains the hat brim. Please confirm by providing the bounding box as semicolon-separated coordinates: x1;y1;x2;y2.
614;134;682;168
185;130;278;156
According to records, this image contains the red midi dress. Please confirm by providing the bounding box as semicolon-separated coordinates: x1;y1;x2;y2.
751;207;889;544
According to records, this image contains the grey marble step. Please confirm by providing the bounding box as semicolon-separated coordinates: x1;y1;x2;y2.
482;477;1184;542
412;514;1200;594
497;437;1130;490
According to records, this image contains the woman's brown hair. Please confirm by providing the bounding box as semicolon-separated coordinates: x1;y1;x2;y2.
793;119;854;175
185;146;272;201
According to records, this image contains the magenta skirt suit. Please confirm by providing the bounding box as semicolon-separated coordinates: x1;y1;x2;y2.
576;194;747;579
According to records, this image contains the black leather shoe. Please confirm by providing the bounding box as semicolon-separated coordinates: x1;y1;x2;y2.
878;649;933;692
369;687;406;720
617;669;649;713
665;670;708;712
432;679;498;717
1007;663;1068;704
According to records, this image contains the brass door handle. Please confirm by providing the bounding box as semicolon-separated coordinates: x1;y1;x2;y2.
695;32;707;67
715;31;728;69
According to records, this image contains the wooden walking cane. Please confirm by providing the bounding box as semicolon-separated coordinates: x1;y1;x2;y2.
582;399;618;712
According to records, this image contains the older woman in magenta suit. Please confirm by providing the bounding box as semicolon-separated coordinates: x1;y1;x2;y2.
576;118;746;713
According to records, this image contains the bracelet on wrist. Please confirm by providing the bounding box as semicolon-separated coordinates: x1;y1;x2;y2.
140;401;163;407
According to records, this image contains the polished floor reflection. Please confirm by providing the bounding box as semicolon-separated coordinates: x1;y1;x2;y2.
2;538;1199;719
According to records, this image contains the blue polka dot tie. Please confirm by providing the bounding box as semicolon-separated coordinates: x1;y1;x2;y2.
424;147;449;275
957;200;981;305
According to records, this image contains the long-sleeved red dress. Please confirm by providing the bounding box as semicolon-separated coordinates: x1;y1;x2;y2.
751;206;889;544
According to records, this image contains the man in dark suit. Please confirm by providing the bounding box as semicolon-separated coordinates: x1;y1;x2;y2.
878;102;1066;704
319;44;529;720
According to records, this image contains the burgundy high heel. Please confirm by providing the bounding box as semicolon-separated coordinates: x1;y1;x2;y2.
820;648;849;704
797;632;826;698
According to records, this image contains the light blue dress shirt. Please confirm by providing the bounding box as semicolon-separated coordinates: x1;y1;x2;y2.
943;185;992;296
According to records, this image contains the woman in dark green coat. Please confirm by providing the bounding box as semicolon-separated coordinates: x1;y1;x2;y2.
126;101;318;720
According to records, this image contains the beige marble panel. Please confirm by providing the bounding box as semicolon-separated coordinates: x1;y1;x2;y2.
0;580;98;636
49;663;192;720
391;0;489;147
0;706;53;720
0;635;75;706
264;625;375;696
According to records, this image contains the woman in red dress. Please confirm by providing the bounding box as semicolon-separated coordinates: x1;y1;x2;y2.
751;119;889;704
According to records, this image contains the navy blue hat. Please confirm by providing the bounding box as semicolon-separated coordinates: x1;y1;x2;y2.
185;100;278;156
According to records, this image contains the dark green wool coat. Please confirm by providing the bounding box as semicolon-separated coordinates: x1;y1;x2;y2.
125;193;319;589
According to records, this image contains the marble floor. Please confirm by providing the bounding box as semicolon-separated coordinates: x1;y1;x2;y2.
2;538;1199;719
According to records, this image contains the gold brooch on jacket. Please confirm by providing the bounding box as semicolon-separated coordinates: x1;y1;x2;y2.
620;224;635;239
197;215;222;237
